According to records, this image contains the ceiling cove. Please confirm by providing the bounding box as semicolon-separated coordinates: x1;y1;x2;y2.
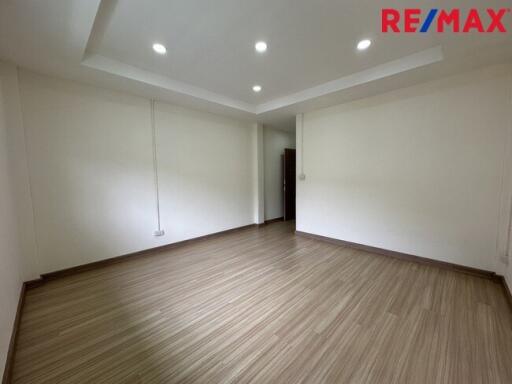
81;0;444;117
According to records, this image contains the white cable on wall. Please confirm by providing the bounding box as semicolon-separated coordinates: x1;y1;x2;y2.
151;99;164;236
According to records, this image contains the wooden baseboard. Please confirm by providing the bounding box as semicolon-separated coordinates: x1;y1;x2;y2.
264;217;284;225
5;224;511;383
2;283;27;384
39;223;259;282
3;224;259;382
295;230;498;281
499;275;512;311
24;278;44;290
32;222;508;287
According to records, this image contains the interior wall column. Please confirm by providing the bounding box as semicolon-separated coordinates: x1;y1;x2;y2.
252;122;264;224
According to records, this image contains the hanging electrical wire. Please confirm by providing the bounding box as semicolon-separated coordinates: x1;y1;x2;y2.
151;99;164;236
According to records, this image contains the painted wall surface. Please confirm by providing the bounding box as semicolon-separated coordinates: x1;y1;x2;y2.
155;102;254;241
296;66;512;272
0;62;36;378
504;75;512;292
264;127;295;221
18;70;256;274
252;123;265;224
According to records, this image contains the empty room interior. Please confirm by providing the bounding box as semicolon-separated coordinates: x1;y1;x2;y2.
1;1;512;383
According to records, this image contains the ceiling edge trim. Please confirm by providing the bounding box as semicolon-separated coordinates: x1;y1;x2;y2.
81;46;444;116
256;46;444;114
81;53;257;113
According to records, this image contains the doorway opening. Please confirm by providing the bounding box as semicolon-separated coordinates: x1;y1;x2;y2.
262;126;296;228
282;148;296;222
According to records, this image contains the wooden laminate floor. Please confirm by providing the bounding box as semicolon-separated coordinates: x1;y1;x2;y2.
13;222;512;383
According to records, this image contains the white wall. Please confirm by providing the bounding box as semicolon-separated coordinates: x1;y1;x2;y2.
0;62;36;378
503;73;512;291
155;102;255;241
252;123;265;224
18;70;256;274
264;127;295;220
297;65;512;272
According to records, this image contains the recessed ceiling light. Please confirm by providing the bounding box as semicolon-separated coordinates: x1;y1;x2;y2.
357;39;372;51
253;85;262;93
255;41;267;53
152;43;167;54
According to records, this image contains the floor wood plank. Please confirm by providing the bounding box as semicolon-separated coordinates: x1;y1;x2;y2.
12;222;512;383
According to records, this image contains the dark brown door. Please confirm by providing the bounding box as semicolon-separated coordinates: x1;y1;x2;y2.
283;148;296;221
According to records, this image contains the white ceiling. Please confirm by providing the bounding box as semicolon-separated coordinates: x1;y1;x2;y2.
1;0;511;130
